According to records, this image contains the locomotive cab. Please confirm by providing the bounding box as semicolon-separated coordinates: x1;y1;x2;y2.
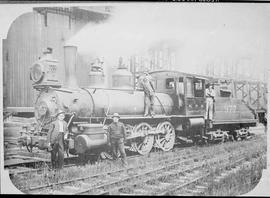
150;70;206;116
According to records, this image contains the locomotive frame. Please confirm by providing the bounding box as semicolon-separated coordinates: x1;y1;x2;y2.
18;45;264;159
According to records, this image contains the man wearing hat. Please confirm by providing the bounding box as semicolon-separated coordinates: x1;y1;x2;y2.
205;83;215;122
47;110;68;170
139;71;156;117
107;113;127;167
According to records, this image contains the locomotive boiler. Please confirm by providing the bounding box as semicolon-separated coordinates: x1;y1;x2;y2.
21;45;178;156
19;45;259;160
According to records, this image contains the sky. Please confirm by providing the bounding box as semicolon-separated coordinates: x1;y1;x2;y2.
67;3;270;81
0;3;269;81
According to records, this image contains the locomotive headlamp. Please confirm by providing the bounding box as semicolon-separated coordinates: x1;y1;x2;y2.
30;63;44;83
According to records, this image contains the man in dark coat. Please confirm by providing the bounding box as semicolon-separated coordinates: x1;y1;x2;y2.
47;110;68;170
107;113;127;167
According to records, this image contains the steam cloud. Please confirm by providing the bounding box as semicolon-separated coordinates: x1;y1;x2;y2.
67;4;270;80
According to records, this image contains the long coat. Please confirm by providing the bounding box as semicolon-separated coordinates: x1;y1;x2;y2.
47;120;68;145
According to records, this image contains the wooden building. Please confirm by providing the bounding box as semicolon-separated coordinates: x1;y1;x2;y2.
3;7;112;113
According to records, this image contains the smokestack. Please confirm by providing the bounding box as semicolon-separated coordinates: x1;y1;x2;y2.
64;45;78;89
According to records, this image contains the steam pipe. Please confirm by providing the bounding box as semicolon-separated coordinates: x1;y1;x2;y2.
64;45;78;89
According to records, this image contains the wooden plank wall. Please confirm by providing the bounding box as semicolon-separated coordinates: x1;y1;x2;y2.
3;11;92;110
3;39;8;108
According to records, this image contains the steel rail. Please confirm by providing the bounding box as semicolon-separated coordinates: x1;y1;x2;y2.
27;143;250;193
17;136;263;194
97;155;248;195
76;152;240;195
97;162;208;195
159;157;247;196
75;158;204;195
11;144;190;176
27;151;204;193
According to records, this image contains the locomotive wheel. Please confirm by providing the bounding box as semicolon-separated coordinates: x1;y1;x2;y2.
131;122;154;155
155;121;175;151
26;144;33;152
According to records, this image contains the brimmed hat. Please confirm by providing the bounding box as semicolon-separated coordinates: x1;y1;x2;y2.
56;110;65;116
112;113;120;118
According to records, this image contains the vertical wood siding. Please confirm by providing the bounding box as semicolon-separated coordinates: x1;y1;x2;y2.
3;11;92;109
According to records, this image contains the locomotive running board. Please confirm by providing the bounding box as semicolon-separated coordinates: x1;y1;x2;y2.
213;119;257;125
118;115;172;119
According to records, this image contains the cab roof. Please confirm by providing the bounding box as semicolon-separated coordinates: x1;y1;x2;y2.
148;70;212;81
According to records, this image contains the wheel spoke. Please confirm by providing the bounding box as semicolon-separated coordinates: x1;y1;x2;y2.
161;140;166;146
155;121;175;152
138;142;143;150
131;123;154;155
160;138;166;143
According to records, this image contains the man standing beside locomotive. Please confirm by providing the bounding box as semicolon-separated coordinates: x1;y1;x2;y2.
47;110;68;170
205;83;215;123
107;113;127;167
139;71;156;117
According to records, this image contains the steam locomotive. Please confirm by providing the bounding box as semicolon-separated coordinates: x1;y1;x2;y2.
19;45;260;159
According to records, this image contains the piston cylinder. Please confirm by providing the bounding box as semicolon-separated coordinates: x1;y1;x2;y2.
75;134;108;154
74;124;108;153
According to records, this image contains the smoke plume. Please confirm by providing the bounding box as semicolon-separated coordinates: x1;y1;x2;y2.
67;4;270;80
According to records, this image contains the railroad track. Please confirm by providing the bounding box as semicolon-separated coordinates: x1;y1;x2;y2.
158;157;246;196
24;150;203;193
8;145;197;177
172;153;266;196
90;154;247;195
24;146;249;195
10;133;265;194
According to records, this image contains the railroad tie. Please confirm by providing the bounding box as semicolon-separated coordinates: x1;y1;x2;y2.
142;183;161;191
49;190;74;195
61;186;81;194
131;188;150;195
155;181;172;188
174;193;193;196
195;185;208;190
81;188;105;195
119;192;137;196
77;182;92;189
184;189;205;195
168;178;187;185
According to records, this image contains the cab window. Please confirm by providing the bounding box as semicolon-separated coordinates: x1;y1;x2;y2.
166;78;175;89
194;79;204;97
